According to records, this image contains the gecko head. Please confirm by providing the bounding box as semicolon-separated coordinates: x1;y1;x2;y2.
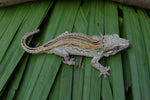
102;34;130;57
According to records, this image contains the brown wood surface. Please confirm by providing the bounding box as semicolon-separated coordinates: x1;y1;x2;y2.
0;0;150;9
0;0;34;6
112;0;150;9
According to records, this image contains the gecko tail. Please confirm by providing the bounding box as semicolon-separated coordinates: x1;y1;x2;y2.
21;29;44;54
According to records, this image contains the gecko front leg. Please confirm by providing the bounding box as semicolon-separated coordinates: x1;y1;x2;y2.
91;56;110;78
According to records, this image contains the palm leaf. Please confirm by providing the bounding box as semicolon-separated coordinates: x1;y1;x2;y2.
0;0;150;100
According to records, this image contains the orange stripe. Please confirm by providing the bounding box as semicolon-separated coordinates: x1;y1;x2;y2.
44;41;101;51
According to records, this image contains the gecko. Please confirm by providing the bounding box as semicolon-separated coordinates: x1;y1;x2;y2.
21;29;130;78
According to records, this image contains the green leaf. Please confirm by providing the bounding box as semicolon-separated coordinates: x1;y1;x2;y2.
0;0;150;100
16;1;80;100
122;6;150;100
0;0;53;93
2;55;29;100
104;1;125;100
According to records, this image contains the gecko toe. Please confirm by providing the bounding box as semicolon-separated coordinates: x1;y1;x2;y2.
107;66;110;71
104;74;107;79
98;66;110;78
99;73;103;77
106;72;110;76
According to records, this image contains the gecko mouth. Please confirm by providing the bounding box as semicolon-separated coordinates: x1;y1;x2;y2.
104;43;130;55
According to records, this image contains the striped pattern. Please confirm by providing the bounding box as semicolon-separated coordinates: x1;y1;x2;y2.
21;30;103;54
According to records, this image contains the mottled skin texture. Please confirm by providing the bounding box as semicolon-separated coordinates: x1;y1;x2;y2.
21;29;130;78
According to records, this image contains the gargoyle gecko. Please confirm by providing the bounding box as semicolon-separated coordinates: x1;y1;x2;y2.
21;29;130;78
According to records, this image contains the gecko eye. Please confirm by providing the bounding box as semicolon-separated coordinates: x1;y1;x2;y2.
115;46;119;50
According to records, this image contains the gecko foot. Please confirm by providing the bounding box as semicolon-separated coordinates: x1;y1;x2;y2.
63;58;76;65
99;66;110;78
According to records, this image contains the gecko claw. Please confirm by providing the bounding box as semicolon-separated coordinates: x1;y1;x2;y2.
99;66;110;78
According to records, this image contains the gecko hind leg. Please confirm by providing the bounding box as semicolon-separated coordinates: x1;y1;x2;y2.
63;56;76;65
91;56;110;78
47;47;76;65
